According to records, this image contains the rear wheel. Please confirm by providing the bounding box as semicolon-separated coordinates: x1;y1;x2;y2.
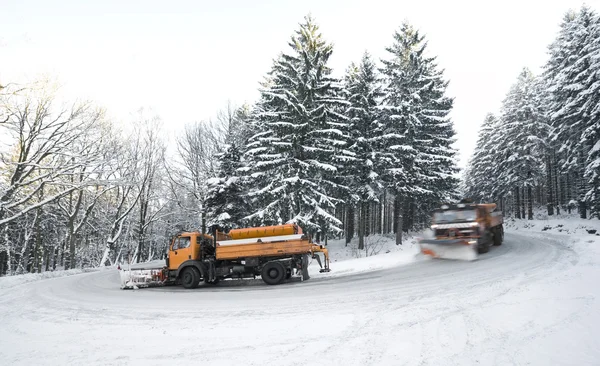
181;267;200;289
261;261;286;285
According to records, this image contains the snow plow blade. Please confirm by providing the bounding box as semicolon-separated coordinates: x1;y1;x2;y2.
119;268;168;290
418;238;478;261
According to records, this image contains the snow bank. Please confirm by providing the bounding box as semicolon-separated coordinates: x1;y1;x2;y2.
505;213;600;238
0;267;100;290
308;232;423;278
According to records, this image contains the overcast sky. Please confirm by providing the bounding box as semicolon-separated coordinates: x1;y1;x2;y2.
2;0;598;168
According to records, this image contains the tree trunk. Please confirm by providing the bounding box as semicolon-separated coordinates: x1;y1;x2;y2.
521;186;526;219
546;154;554;216
53;246;59;270
365;203;371;237
358;203;365;250
515;187;521;219
0;225;8;275
137;196;148;263
393;195;400;233
32;207;43;273
394;195;403;245
377;199;382;234
396;207;403;245
4;227;11;275
383;191;388;234
0;246;5;275
578;149;587;219
66;218;76;270
345;205;354;246
60;238;66;268
528;186;534;220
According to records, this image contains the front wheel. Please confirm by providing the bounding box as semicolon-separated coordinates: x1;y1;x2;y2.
181;267;201;289
477;232;490;254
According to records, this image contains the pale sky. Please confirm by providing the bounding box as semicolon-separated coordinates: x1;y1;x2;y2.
2;0;598;168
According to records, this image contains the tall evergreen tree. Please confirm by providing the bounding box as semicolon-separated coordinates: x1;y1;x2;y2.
205;142;251;230
343;52;384;248
544;6;598;218
243;15;351;238
496;68;549;219
379;21;459;238
581;13;600;218
465;113;500;202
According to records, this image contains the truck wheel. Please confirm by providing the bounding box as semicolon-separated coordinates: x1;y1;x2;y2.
261;261;285;285
181;267;200;289
493;226;504;246
477;232;490;254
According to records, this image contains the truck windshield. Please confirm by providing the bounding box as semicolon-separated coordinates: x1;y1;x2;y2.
433;209;477;223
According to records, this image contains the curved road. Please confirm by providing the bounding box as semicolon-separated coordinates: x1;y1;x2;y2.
0;231;597;366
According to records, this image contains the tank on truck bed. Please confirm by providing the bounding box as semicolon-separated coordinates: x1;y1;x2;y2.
119;224;330;289
418;201;504;261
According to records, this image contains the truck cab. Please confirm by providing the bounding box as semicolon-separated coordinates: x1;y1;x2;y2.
166;233;213;271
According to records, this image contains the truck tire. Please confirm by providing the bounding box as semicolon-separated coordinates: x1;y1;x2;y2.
261;261;285;285
493;226;504;246
181;267;200;289
477;232;490;254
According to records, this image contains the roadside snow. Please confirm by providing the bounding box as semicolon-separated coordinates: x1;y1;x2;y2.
307;233;422;277
0;267;100;290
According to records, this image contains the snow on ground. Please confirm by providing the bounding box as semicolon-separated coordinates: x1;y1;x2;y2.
0;267;99;290
1;218;599;365
307;232;422;278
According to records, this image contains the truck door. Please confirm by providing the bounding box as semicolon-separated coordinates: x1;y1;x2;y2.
169;236;192;270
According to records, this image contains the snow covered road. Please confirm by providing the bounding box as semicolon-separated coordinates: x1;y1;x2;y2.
1;231;598;366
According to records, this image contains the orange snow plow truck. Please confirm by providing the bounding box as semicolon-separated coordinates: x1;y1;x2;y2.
418;201;504;261
119;224;331;289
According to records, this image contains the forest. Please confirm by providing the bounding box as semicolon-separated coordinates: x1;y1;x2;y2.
464;5;600;221
2;5;598;276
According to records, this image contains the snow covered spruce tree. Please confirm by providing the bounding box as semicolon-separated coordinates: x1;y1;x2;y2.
205;143;252;231
582;14;600;218
464;113;501;203
204;104;253;230
543;6;599;218
495;68;549;220
342;52;384;249
379;21;459;242
243;16;351;240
